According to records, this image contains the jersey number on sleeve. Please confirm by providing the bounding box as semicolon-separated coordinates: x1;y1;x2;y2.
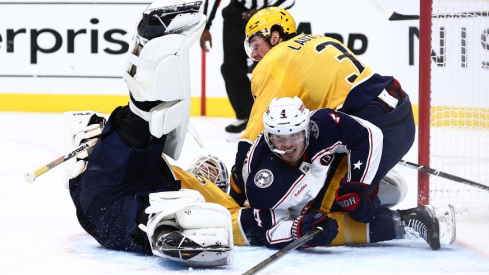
253;208;263;228
314;41;365;84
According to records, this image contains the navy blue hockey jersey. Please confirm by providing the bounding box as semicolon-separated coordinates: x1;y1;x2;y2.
237;109;383;247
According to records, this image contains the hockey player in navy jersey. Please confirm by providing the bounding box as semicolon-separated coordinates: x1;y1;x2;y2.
232;96;456;250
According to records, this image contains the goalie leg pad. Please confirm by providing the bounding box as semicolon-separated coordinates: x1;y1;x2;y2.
123;0;206;160
143;200;234;266
145;189;205;214
160;203;233;266
176;203;231;230
141;189;205;239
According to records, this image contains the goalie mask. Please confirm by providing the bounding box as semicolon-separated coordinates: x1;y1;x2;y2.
123;0;206;161
187;155;230;194
263;97;310;161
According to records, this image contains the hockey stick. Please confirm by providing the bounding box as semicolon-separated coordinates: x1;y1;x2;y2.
369;0;419;21
187;122;204;149
241;227;323;275
398;160;489;191
24;138;98;183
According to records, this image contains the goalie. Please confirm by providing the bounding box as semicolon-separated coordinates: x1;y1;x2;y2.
64;0;235;267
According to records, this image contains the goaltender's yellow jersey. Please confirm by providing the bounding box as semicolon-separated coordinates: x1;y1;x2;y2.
242;34;374;142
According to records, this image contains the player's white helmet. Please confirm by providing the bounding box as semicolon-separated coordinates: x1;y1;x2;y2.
187;155;230;194
263;96;310;158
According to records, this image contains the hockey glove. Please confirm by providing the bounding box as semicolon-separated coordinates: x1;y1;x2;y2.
63;111;106;188
292;212;338;247
335;179;380;223
229;165;247;206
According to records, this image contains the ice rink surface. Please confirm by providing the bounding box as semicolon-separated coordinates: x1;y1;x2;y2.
1;112;488;274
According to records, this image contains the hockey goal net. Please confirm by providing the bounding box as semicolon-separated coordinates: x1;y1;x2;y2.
418;0;489;217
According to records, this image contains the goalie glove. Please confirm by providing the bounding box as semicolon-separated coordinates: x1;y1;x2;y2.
63;111;106;188
291;212;338;248
335;178;380;223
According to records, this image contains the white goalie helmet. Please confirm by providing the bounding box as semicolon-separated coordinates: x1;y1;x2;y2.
187;155;230;194
263;96;310;157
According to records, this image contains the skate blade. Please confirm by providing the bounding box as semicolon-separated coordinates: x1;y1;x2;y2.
434;205;457;245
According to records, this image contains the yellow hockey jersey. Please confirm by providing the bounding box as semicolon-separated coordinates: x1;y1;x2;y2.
242;34;374;143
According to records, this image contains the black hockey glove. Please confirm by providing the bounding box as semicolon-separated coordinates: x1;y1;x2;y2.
335;178;380;223
292;212;338;248
229;165;247;206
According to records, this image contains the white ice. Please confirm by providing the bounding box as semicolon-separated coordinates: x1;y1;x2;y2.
1;112;488;274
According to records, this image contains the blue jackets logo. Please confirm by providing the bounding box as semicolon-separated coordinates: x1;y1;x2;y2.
310;121;319;139
254;169;274;188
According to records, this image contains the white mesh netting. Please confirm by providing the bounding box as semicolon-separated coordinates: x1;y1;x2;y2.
429;0;489;216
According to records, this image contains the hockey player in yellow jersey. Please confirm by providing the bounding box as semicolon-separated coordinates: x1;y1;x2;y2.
242;8;374;145
244;33;374;142
230;7;417;221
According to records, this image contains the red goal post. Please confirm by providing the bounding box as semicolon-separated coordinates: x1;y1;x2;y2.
418;0;489;214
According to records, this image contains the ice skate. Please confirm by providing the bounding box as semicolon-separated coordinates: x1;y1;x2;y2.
153;222;233;267
399;205;441;250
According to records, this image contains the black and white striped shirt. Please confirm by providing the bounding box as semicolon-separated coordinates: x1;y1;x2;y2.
203;0;295;30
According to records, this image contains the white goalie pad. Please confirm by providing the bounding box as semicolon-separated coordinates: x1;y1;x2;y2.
145;189;205;215
139;190;233;267
150;100;186;137
378;168;408;208
123;0;206;160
